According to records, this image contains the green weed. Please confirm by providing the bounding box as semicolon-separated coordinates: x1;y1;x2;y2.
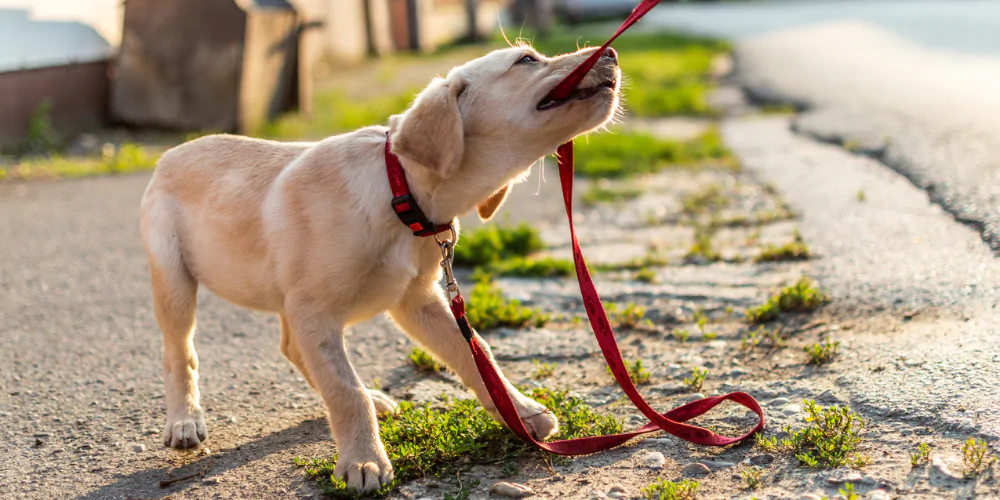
755;232;810;262
4;141;159;181
673;329;691;342
409;347;444;372
453;223;545;267
465;275;549;330
634;268;657;283
489;256;574;278
575;128;733;179
606;302;647;329
608;358;651;385
910;442;931;467
531;359;556;380
757;400;869;469
805;340;840;365
746;277;828;324
641;478;699;500
260;88;419;139
856;189;866;202
839;483;860;500
595;251;669;272
962;437;996;478
741;326;786;351
741;466;764;489
682;184;730;215
583;181;643;206
684;367;707;393
295;387;620;497
685;226;721;263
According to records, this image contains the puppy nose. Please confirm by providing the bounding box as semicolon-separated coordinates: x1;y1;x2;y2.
601;47;618;64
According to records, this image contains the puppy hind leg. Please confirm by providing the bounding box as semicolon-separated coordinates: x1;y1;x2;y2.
148;249;207;450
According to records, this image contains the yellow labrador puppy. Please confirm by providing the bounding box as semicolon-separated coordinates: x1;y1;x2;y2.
140;45;620;492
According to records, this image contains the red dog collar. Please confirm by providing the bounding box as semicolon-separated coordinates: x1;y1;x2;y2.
384;132;453;237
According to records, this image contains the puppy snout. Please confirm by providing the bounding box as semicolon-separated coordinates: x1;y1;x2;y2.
602;47;618;64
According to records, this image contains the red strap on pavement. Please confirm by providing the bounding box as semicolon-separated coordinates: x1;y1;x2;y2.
451;0;765;453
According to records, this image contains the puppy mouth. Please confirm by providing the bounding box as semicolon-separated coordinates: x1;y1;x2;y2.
537;79;617;111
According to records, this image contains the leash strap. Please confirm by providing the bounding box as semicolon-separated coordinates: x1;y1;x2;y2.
449;0;765;453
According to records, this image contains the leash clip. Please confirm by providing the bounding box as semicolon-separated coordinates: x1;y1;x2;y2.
435;225;461;298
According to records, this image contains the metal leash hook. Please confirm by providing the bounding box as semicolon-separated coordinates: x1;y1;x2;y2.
435;225;461;300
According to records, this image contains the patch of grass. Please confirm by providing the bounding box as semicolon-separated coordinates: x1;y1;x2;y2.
746;276;829;324
489;256;574;278
295;387;620;497
805;340;840;365
594;251;669;272
453;223;545;267
741;326;786;351
755;232;810;262
634;268;657;283
409;347;444;372
531;359;556;380
3;142;160;181
575;128;733;179
465;275;549;330
582;181;643;206
641;478;699;500
839;483;860;500
673;329;691;342
856;189;866;202
756;400;869;469
685;226;721;263
609;358;651;385
682;184;730;215
684;367;707;393
259;88;420;139
606;302;647;329
741;466;764;489
910;442;931;467
20;99;61;155
962;437;996;478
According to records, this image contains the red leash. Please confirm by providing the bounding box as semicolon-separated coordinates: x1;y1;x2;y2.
387;0;765;454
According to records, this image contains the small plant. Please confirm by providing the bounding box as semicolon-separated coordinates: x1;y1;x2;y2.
702;332;717;341
609;358;651;385
489;256;574;278
531;359;556;380
409;347;444;372
22;99;61;155
606;302;646;329
465;275;549;330
856;189;866;202
741;466;764;489
839;483;860;500
595;251;669;272
642;478;699;500
741;326;786;351
692;307;709;330
634;268;657;283
761;400;868;469
755;234;810;263
453;223;545;266
682;184;730;215
684;367;707;392
805;339;840;365
747;276;828;324
685;226;721;263
962;437;996;477
673;329;691;342
910;442;931;467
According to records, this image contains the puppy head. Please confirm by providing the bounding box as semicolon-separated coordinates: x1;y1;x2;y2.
389;45;621;220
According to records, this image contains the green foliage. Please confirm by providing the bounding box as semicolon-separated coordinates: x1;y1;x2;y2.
759;400;868;469
608;358;651;385
910;442;931;467
22;99;61;155
673;329;691;343
583;180;642;206
489;256;574;278
606;302;646;329
634;268;657;283
465;275;549;330
685;226;721;263
575;128;732;179
755;232;810;263
856;189;866;202
409;347;444;372
260;88;419;139
5;141;160;181
684;367;707;393
805;340;840;365
531;359;555;380
595;251;669;272
962;437;996;477
741;326;786;351
296;388;620;497
741;466;764;489
682;184;730;215
839;483;860;500
641;478;699;500
746;276;828;324
453;223;545;266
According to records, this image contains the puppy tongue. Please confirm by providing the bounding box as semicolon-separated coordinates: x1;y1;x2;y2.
543;0;661;102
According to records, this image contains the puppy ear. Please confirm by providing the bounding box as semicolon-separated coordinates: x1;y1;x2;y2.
389;77;467;175
476;183;512;221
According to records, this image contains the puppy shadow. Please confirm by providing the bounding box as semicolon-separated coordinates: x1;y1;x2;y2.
76;417;331;500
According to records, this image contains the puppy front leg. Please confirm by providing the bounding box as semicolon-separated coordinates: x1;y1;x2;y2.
284;305;393;492
388;280;559;439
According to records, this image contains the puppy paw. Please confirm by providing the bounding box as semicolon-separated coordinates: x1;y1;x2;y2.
163;412;207;449
367;389;398;419
335;446;394;492
484;397;561;440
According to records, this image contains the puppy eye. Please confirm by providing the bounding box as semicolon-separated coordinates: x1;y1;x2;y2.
516;54;538;64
